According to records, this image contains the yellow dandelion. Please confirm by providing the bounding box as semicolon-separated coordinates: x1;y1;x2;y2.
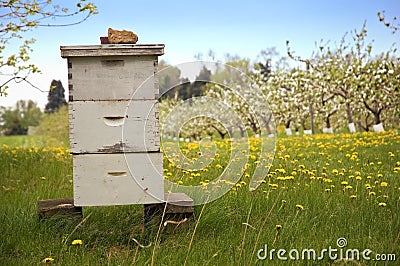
71;239;83;245
341;181;349;185
378;202;387;207
380;181;388;187
276;224;282;231
369;192;376;196
350;195;357;199
41;257;55;263
296;204;304;211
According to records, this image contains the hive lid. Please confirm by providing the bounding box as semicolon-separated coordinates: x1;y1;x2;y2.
60;44;165;58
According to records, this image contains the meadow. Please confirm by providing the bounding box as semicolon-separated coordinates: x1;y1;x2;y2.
0;131;399;265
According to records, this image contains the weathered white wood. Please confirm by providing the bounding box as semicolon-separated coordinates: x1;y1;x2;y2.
73;153;164;206
60;44;164;57
63;44;165;207
69;100;160;153
68;56;158;101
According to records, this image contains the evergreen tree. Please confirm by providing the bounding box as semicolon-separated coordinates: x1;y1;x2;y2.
45;80;67;113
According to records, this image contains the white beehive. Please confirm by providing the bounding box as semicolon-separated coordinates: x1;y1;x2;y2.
61;44;165;206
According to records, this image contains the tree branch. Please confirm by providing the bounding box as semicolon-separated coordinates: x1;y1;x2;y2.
1;76;49;94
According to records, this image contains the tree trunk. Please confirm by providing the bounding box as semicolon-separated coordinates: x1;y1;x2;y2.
345;102;354;124
211;125;227;139
239;126;245;138
309;96;315;134
326;116;331;129
374;112;381;125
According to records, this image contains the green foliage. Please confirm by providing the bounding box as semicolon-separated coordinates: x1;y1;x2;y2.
35;105;68;146
0;0;97;94
44;80;67;114
0;99;42;135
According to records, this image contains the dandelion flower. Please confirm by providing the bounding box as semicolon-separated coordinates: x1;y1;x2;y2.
350;195;357;199
41;257;54;263
71;239;83;245
380;182;388;187
378;202;387;207
276;224;282;231
296;204;304;211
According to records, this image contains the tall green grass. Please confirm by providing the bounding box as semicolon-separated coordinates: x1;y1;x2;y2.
0;131;399;265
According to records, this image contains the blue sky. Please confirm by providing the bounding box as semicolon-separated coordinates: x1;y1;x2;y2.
1;0;399;108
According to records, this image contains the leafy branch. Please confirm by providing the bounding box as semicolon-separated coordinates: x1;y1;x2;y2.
0;0;98;95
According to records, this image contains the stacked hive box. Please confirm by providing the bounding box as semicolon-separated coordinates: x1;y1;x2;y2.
60;44;165;206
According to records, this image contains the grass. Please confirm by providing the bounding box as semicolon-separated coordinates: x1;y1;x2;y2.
0;131;399;265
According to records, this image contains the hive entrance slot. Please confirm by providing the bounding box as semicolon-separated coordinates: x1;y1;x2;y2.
107;171;128;177
103;116;125;127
